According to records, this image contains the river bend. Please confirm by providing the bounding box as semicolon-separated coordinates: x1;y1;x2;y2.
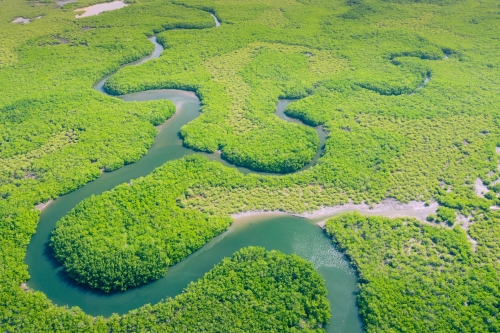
25;28;360;333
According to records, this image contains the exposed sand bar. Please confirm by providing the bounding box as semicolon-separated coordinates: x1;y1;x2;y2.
231;200;485;250
75;0;128;18
12;17;31;24
35;200;53;211
232;199;438;222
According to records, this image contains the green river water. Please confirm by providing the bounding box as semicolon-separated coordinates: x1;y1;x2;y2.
24;33;363;333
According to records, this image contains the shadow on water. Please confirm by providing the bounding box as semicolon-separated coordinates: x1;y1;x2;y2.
25;27;363;333
41;240;119;296
41;241;61;270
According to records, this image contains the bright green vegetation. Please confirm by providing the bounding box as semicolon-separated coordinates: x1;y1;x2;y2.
103;0;500;181
436;206;456;225
427;206;456;225
105;40;332;172
2;0;500;330
108;247;331;332
325;212;500;332
50;156;232;292
7;246;331;331
185;113;499;214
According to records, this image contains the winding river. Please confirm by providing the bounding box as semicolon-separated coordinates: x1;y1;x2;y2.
25;27;361;332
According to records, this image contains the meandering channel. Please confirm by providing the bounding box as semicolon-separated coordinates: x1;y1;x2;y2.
93;36;327;174
25;28;357;333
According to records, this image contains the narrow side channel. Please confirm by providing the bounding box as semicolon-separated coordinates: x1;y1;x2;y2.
95;35;326;175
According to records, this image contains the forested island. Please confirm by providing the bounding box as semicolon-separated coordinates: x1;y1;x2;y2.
1;0;500;331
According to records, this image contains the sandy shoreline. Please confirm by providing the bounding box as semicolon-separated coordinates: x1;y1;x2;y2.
230;200;485;249
232;199;438;222
35;200;53;211
232;210;287;219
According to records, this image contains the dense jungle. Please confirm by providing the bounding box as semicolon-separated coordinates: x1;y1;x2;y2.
1;0;500;331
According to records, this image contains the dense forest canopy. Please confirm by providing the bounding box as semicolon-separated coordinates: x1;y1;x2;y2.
109;247;331;332
325;213;500;332
50;156;234;292
1;0;500;331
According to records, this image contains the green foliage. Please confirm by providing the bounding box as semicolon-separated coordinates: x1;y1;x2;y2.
326;213;500;332
437;186;491;214
109;247;331;332
105;30;347;172
488;183;500;193
426;213;437;222
484;191;495;200
2;0;500;330
2;246;330;332
131;100;176;126
50;156;232;292
436;206;456;225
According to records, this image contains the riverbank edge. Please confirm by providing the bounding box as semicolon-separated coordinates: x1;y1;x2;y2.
232;199;439;223
231;199;484;249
